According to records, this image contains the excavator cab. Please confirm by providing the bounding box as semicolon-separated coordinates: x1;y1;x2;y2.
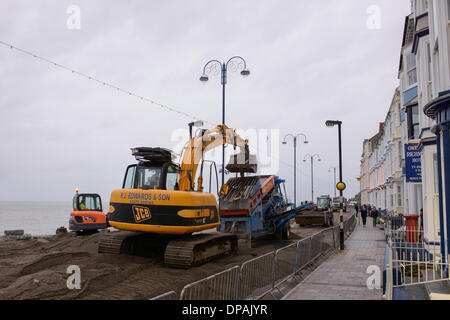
69;190;108;234
122;147;179;191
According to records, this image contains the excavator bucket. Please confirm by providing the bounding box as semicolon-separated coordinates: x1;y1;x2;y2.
226;151;257;174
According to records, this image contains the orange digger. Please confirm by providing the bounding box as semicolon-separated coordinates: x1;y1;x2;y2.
69;189;108;235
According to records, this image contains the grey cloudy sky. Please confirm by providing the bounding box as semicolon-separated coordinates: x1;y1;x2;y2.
0;0;411;203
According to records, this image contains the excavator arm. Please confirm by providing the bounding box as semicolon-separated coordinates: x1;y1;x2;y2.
178;124;250;191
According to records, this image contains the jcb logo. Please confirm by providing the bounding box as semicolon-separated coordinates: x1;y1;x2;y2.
132;206;151;223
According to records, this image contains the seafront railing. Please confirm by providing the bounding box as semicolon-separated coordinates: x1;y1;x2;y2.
383;214;450;299
151;212;357;300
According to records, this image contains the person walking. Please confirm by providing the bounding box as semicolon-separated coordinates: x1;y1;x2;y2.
361;205;368;227
371;207;379;228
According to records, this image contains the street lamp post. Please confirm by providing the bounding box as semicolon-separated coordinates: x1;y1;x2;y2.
326;120;345;250
200;57;250;189
283;134;308;207
303;154;321;204
329;166;337;197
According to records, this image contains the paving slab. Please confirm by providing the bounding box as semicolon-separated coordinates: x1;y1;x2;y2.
282;222;385;300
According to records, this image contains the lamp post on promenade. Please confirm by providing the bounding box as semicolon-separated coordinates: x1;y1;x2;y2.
283;134;309;207
303;154;321;204
200;57;250;188
326;120;346;250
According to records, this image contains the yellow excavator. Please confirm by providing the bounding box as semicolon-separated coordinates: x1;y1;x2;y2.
98;124;256;268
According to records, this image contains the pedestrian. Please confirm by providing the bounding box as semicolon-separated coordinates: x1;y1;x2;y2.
371;207;379;227
355;203;359;217
361;205;368;227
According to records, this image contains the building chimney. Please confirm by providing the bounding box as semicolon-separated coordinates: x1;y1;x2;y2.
379;122;384;133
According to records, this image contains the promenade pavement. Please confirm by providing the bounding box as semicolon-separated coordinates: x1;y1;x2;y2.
282;216;386;300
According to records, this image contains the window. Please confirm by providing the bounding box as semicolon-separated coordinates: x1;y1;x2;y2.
448;0;450;20
417;0;428;14
78;195;102;211
166;165;179;190
427;42;432;82
137;167;162;190
123;165;136;189
407;105;420;139
433;153;439;193
406;54;417;86
397;185;403;207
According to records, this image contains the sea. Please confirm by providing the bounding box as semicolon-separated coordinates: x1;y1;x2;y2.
0;201;86;236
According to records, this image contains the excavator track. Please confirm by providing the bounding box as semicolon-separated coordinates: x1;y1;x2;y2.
98;231;137;254
98;231;238;269
164;233;238;268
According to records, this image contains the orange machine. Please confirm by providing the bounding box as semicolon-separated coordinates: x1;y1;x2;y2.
69;189;108;234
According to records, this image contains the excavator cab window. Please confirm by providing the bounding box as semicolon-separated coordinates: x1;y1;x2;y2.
76;194;102;211
137;167;162;190
165;165;179;190
123;165;136;189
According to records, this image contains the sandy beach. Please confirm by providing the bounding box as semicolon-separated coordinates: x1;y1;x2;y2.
0;213;349;300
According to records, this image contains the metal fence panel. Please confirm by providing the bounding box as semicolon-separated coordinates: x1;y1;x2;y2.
321;228;335;255
310;232;322;260
333;225;340;249
274;243;298;286
151;214;359;300
343;214;356;239
150;291;178;300
239;252;275;300
295;238;311;272
180;266;240;300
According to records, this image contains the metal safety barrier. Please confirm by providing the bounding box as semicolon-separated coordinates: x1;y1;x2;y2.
149;290;178;300
239;251;275;300
150;213;357;300
179;266;240;300
274;242;298;286
296;237;312;271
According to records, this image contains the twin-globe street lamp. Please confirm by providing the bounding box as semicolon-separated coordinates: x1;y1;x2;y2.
200;56;250;188
303;154;321;204
325;120;346;250
282;134;309;207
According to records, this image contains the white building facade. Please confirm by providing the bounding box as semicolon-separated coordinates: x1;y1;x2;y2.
362;0;450;259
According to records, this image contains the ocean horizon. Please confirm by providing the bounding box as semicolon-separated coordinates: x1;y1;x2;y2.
0;201;105;236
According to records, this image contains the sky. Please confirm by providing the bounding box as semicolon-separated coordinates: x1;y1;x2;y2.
0;0;411;203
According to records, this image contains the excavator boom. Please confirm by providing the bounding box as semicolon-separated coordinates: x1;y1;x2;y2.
178;124;255;191
99;124;256;268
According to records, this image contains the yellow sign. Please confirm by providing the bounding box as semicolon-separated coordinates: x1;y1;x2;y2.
336;182;346;191
132;206;151;223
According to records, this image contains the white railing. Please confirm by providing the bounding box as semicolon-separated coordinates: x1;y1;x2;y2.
384;224;450;300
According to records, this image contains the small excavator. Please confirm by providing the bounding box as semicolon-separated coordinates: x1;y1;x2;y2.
98;124;256;268
69;189;108;234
